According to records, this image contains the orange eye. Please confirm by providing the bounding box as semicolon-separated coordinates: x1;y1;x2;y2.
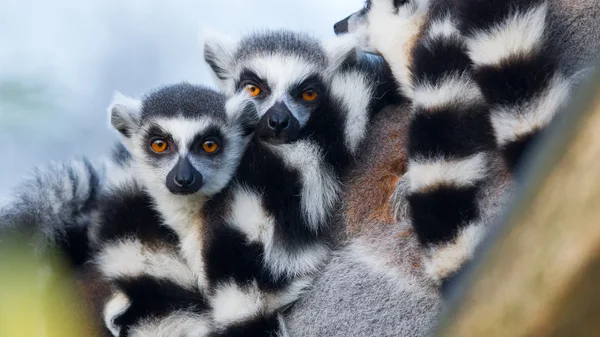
202;140;219;153
151;139;168;153
302;90;318;101
245;84;262;97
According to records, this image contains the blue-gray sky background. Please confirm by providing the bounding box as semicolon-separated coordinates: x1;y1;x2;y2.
0;0;363;199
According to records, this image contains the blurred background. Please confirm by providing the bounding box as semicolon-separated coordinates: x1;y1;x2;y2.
0;0;363;200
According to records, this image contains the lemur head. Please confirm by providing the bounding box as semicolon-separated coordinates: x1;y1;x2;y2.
108;83;257;197
203;29;357;144
333;0;430;62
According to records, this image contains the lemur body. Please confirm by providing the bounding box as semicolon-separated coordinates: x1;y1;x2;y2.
0;83;257;337
97;83;258;337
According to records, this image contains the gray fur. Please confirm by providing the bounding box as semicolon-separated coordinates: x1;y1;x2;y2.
141;82;228;121
0;157;106;261
284;225;441;337
235;30;327;67
550;0;600;79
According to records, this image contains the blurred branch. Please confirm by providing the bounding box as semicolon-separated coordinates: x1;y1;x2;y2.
436;61;600;336
0;238;97;337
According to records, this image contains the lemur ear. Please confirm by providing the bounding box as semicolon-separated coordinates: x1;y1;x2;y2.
323;34;359;74
202;27;238;95
225;94;259;137
107;92;142;139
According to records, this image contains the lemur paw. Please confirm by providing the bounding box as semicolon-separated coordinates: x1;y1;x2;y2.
103;291;131;337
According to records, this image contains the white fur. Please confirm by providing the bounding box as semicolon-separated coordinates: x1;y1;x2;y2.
492;75;571;146
227;186;275;244
269;140;340;232
413;74;483;110
426;16;460;40
224;91;254;122
179;226;207;289
367;0;431;98
104;291;131;337
211;278;312;327
107;92;143;147
323;33;358;75
467;4;548;67
129;312;211;337
263;240;330;279
202;27;239;95
407;153;488;193
211;281;263;325
331;70;372;154
96;238;197;289
424;223;487;282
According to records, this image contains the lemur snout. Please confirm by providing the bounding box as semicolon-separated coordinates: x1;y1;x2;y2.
267;111;290;132
167;156;203;195
334;15;350;35
257;102;301;144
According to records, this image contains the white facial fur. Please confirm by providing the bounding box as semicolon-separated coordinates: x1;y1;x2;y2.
203;30;358;129
343;0;431;97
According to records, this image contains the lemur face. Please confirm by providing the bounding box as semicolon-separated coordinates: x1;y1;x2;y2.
203;29;357;144
108;84;255;197
333;0;430;60
233;55;326;144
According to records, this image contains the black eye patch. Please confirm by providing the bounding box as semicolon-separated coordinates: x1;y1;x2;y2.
236;69;270;95
393;0;409;10
189;125;226;154
143;125;174;160
289;74;325;100
145;125;170;140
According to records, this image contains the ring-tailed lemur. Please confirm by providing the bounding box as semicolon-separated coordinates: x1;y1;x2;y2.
334;0;589;285
200;30;400;336
96;83;259;337
0;83;258;337
99;30;400;337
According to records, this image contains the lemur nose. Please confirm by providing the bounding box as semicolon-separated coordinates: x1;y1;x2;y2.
267;113;290;132
334;16;350;35
174;173;195;187
174;158;196;187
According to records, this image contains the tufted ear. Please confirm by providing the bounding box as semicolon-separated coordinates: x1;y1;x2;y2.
202;27;239;95
107;92;142;149
224;93;259;138
323;33;359;74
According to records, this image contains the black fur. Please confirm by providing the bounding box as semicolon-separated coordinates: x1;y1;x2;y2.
475;54;557;107
456;0;546;33
411;35;472;85
455;0;561;171
115;276;209;337
409;104;495;160
95;183;179;248
502;128;540;172
407;185;480;245
404;5;496;252
210;314;280;337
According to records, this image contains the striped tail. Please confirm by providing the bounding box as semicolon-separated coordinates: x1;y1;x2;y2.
0;157;107;267
400;1;506;284
456;0;571;171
